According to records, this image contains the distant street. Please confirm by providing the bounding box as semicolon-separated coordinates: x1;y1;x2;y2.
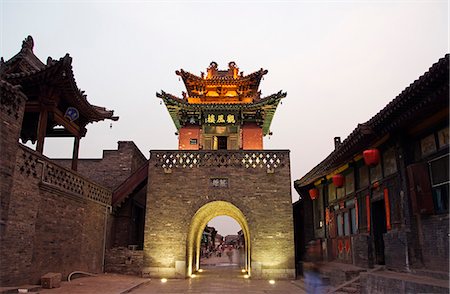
200;248;242;267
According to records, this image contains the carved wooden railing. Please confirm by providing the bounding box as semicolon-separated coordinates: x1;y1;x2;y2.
18;145;112;206
150;150;289;170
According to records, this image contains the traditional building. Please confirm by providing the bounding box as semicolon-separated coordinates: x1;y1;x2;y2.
158;61;285;150
0;36;118;171
0;36;118;286
293;55;449;292
144;62;295;279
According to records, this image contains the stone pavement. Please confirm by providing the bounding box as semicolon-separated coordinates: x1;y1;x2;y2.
38;273;150;294
32;268;306;294
130;266;305;294
25;250;309;294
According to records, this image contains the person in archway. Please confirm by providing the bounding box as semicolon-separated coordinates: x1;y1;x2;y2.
225;245;233;264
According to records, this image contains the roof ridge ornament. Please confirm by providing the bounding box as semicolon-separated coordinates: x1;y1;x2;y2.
21;35;34;52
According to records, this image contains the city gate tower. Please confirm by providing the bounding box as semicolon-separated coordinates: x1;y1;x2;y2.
143;62;295;279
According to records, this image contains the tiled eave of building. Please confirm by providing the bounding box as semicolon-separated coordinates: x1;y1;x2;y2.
176;68;268;97
295;54;449;190
3;54;118;123
157;90;286;135
177;68;267;83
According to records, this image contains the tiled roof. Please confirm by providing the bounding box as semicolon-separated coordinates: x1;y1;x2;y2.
176;62;268;98
295;54;449;188
157;90;286;135
0;36;118;123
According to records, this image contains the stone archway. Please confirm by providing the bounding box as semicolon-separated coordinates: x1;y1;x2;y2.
142;150;295;280
186;201;251;277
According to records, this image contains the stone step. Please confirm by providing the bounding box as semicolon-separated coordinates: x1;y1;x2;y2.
340;285;359;293
411;269;449;281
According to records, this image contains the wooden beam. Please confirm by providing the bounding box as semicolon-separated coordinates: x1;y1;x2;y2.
36;109;48;153
71;136;80;171
25;101;41;112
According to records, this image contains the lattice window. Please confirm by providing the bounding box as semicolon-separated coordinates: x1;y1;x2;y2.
152;151;287;170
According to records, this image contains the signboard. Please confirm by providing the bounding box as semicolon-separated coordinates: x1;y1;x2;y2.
204;113;237;125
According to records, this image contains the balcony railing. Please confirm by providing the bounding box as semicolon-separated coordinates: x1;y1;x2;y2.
18;145;112;206
150;150;289;170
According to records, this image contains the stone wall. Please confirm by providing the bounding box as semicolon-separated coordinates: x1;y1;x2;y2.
360;271;449;294
383;230;409;271
352;234;373;268
143;150;295;279
53;141;147;190
420;214;449;272
105;247;144;275
0;145;112;286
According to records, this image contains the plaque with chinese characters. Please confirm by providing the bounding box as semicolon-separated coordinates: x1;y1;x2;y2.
204;113;237;125
210;178;229;188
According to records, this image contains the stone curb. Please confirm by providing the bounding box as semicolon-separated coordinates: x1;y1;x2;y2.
120;279;151;294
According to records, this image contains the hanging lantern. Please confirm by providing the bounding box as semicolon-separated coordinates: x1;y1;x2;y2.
308;188;319;200
363;148;380;167
332;174;345;188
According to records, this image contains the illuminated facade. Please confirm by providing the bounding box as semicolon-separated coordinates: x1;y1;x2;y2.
144;62;295;279
157;61;285;150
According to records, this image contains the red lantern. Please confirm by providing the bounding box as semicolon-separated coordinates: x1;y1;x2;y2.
363;148;380;167
309;188;319;200
332;174;345;188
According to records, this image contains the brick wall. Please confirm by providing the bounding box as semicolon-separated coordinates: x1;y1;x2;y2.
54;141;147;190
352;234;373;268
105;247;144;275
383;230;409;270
420;214;449;272
0;146;112;286
143;150;295;279
111;186;147;248
0;81;27;230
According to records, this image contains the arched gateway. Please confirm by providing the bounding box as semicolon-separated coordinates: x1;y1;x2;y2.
186;201;251;276
143;62;295;279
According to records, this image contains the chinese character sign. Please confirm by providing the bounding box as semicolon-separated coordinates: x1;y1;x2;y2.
205;113;236;124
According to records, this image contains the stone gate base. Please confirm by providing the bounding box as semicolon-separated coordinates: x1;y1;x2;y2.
142;261;186;279
142;264;295;280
